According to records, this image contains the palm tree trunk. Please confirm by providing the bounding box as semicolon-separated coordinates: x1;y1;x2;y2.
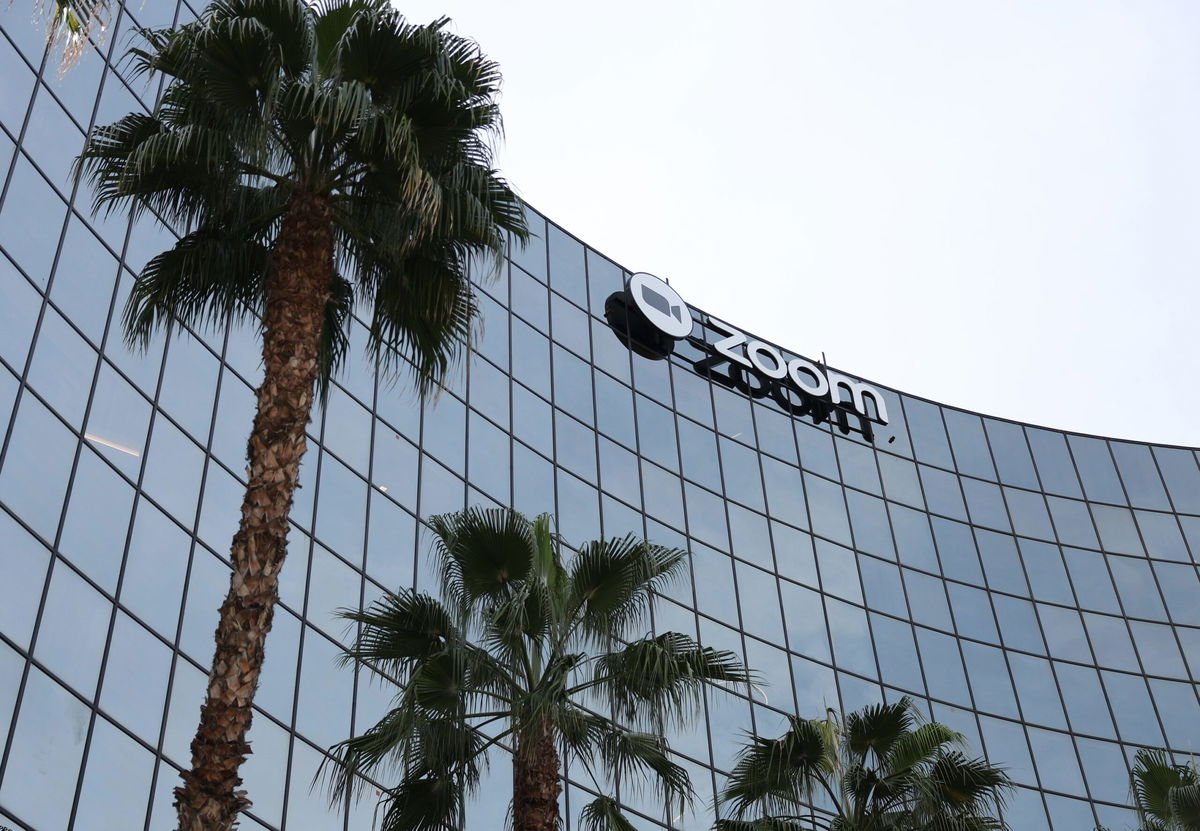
513;722;562;831
175;191;334;831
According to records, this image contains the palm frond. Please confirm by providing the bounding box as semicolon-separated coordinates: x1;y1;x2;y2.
577;796;639;831
1131;749;1200;828
719;719;831;819
595;633;751;728
844;698;914;764
427;508;538;615
883;722;964;779
567;536;686;645
596;725;692;809
339;590;455;672
376;774;464;831
122;229;270;349
713;820;814;831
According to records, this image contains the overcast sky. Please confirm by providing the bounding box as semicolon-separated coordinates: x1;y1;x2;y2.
401;0;1200;447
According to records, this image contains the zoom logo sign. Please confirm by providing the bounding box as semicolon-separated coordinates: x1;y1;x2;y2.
695;320;890;442
605;273;890;442
629;272;693;339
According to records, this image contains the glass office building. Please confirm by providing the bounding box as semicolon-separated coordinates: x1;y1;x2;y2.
2;3;1200;830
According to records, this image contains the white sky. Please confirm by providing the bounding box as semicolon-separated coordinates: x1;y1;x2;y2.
401;0;1200;447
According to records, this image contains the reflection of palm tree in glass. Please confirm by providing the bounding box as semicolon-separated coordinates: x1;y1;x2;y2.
323;507;752;831
73;2;527;826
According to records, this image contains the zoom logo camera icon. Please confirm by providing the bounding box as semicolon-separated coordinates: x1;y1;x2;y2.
628;272;693;339
603;272;693;361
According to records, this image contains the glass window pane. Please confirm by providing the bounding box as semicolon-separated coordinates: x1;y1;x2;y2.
1111;442;1170;510
904;568;951;631
816;540;862;603
1068;435;1125;504
1110;556;1166;620
35;560;111;696
1129;621;1186;677
0;260;41;369
1065;548;1120;614
962;641;1018;717
984;419;1038;488
635;393;679;472
948;583;999;643
100;612;172;744
1153;447;1200;513
1150;678;1200;752
1046;497;1099;550
805;473;851;547
1009;653;1066;728
1005;487;1055;540
932;517;983;584
871;613;924;693
902;397;953;468
1137;511;1189;562
994;596;1044;654
1019;539;1074;605
57;446;134;592
963;478;1011;532
0;669;89;831
1038;604;1090;663
1091;505;1144;556
943;409;995;480
1027;428;1083;498
780;582;830;662
978;530;1029;595
158;336;219;442
295;629;352;749
1028;727;1085;796
846;490;894;559
1102;671;1164;746
828;599;876;678
1083;612;1139;672
142;419;204;528
0;396;77;537
73;717;156;831
795;419;839;480
552;287;590;355
1154;561;1200;625
915;627;970;705
877;452;923;508
920;464;967;520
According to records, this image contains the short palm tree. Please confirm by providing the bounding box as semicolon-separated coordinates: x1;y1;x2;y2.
715;698;1012;831
1125;748;1200;831
323;507;753;831
74;2;526;829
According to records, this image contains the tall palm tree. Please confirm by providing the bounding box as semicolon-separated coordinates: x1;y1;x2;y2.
1123;748;1200;831
323;507;753;831
715;698;1012;831
73;2;527;829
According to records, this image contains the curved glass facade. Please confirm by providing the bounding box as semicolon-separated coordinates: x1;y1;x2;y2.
2;3;1200;829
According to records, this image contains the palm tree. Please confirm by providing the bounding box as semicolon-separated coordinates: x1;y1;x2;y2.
1123;748;1200;831
73;2;527;829
322;507;753;831
715;698;1012;831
